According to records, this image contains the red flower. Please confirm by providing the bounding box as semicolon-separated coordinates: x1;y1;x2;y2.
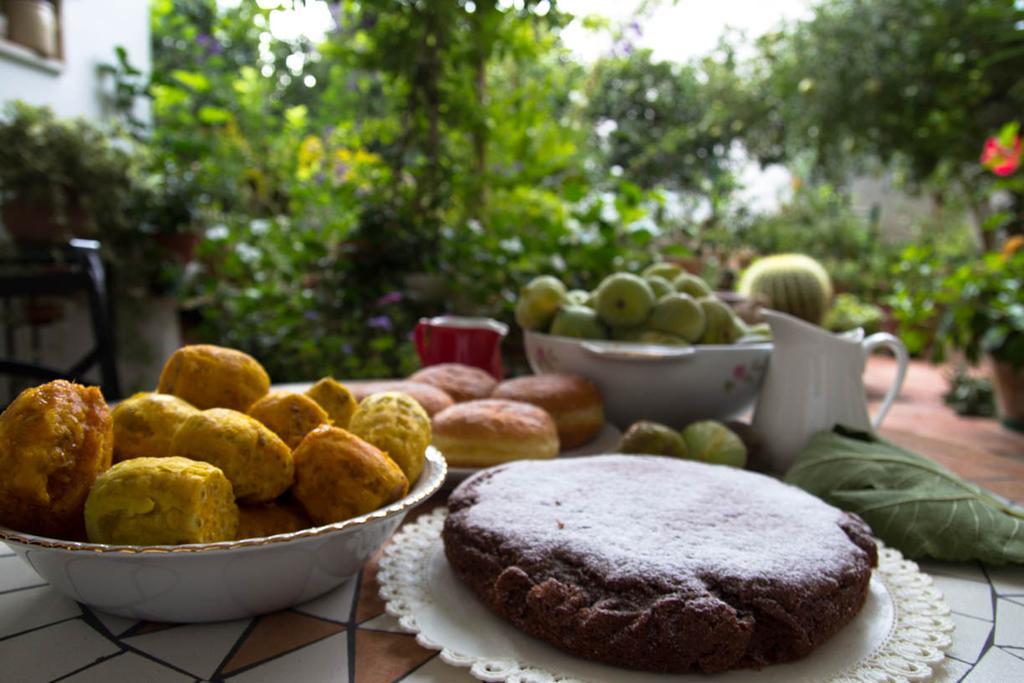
732;364;747;380
981;134;1021;176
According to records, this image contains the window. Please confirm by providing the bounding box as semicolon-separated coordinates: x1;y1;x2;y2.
0;1;63;74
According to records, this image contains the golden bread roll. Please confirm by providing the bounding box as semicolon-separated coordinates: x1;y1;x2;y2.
347;380;454;416
112;392;199;462
408;363;496;402
491;374;604;449
292;426;409;525
348;392;431;484
0;380;112;539
84;456;238;545
158;344;270;412
170;408;293;503
247;391;329;449
431;399;559;468
306;378;357;428
236;501;311;539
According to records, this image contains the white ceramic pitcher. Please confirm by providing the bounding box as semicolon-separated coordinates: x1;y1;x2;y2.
752;310;909;473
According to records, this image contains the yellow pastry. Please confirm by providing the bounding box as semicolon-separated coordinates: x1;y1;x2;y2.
236;501;312;539
0;380;112;539
292;426;408;525
84;456;238;545
348;392;431;483
157;344;270;412
112;392;199;462
170;408;293;503
247;391;329;449
305;378;357;428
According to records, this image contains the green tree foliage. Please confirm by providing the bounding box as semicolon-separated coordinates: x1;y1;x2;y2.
143;0;665;380
745;0;1024;238
136;0;1022;379
586;48;748;196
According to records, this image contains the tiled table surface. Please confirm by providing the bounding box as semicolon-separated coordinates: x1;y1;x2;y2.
4;493;1024;683
3;359;1024;682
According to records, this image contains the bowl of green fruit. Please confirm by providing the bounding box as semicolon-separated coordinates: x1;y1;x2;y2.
517;263;772;429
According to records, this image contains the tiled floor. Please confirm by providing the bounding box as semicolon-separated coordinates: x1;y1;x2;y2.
866;356;1024;501
1;358;1022;682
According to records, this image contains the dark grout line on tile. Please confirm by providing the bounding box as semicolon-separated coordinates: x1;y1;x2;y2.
51;650;127;682
0;615;81;643
0;582;49;597
393;652;440;682
215;629;346;681
951;610;995;623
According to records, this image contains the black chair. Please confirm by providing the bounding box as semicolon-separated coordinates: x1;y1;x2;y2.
0;239;121;402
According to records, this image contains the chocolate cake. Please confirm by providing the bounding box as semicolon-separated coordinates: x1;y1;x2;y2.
442;455;877;674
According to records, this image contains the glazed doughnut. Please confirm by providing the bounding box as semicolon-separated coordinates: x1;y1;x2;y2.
347;380;454;417
431;399;558;468
408;363;496;402
491;374;604;449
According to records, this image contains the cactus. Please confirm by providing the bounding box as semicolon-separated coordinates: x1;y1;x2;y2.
737;254;833;324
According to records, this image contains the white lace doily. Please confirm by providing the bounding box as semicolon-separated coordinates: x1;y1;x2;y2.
378;508;953;683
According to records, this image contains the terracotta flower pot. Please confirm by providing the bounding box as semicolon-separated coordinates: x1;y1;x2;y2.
1;196;90;243
156;233;201;263
991;358;1024;432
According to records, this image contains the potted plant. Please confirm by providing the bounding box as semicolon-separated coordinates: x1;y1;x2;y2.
0;102;135;243
938;246;1024;431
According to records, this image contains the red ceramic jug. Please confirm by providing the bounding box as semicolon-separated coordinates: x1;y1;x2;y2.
413;316;509;379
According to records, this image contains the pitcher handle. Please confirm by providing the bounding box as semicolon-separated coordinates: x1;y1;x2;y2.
863;332;909;429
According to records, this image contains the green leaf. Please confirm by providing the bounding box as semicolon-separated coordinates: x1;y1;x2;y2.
786;427;1024;564
663;244;694;259
171;70;210;92
284;105;308;129
997;121;1021;147
197;106;232;124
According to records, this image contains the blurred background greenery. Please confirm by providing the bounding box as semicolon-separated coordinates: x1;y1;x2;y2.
1;0;1022;389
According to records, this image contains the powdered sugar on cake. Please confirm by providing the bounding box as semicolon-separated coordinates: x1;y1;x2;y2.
451;455;870;587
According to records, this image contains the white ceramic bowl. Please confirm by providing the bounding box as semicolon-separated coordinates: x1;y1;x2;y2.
524;330;772;429
0;447;447;623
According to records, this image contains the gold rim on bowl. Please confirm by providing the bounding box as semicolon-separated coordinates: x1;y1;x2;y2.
0;446;448;555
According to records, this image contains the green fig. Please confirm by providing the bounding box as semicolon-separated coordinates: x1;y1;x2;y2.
642;262;684;282
648;293;706;342
682;420;747;468
549;305;607;339
610;325;645;342
698;297;745;344
565;289;590;306
620;420;688;458
595;273;656;327
674;273;713;299
644;275;674;299
635;331;689;346
515;275;567;331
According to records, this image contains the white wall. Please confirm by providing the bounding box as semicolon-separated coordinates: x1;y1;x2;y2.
0;0;151;121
